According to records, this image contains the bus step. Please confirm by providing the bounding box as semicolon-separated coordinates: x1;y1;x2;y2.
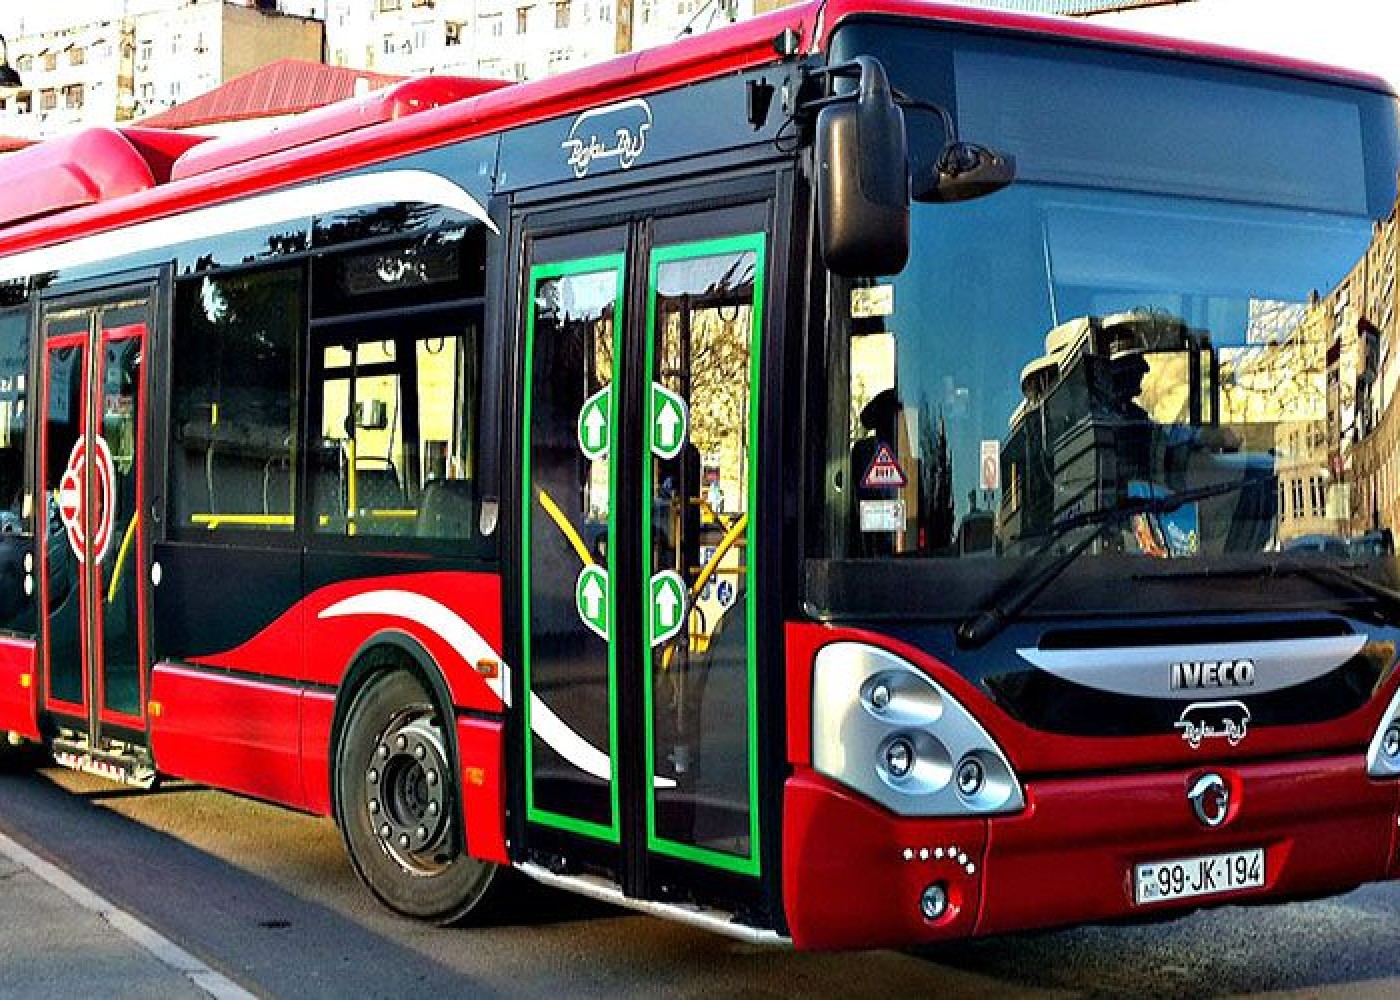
51;737;157;789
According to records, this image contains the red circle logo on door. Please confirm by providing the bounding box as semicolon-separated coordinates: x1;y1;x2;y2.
58;435;116;563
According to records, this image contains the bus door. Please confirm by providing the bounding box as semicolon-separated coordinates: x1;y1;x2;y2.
515;199;770;912
37;287;157;779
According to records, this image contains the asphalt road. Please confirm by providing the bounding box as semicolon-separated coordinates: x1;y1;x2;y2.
3;754;1400;999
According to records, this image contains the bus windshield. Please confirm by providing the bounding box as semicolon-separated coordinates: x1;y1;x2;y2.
812;22;1400;621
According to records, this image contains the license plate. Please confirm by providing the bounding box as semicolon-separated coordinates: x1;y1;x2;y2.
1134;848;1264;905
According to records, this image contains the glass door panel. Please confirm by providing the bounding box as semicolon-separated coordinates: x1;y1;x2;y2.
642;234;766;875
522;251;625;841
40;336;88;714
96;324;148;722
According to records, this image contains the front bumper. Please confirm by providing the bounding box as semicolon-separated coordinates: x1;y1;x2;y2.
782;757;1400;950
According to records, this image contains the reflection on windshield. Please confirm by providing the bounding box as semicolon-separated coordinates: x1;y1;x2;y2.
817;25;1400;617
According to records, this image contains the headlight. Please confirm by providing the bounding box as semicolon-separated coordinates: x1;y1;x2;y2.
812;642;1025;817
1367;684;1400;778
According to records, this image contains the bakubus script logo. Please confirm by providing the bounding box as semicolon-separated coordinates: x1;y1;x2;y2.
561;99;653;178
1175;700;1251;749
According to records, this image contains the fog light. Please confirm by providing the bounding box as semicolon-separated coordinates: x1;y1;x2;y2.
956;755;985;798
884;737;914;780
1385;724;1400;759
920;882;948;921
870;682;892;712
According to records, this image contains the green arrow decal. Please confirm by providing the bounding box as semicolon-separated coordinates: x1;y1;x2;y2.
650;382;688;460
649;569;687;647
575;563;610;640
577;385;612;461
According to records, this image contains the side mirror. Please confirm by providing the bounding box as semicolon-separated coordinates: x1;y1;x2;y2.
815;57;910;277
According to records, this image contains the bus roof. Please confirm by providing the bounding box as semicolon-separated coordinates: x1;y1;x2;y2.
0;0;1387;259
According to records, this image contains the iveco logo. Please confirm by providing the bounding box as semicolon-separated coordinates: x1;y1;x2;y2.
1188;773;1231;828
1170;658;1256;690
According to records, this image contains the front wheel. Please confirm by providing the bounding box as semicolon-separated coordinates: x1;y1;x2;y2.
335;668;503;924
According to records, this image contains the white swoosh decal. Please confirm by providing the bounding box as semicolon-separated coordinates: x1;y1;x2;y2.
319;589;675;789
0;169;496;283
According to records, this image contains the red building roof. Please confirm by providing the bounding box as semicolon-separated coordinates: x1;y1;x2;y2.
138;59;407;129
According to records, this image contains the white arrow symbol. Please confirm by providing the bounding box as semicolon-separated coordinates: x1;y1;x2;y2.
656;582;679;628
583;405;607;452
581;574;605;621
656;399;680;448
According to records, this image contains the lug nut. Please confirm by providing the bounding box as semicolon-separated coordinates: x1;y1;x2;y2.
870;683;892;712
1384;724;1400;759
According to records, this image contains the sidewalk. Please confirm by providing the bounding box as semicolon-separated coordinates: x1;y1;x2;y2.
0;832;250;1000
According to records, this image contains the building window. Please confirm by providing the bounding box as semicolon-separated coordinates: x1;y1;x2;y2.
488;16;503;36
514;61;527;80
383;35;396;55
15;56;31;73
62;84;83;109
599;3;611;22
555;1;570;28
69;46;85;66
378;0;403;11
517;6;530;33
44;52;57;72
139;40;153;62
40;90;57;111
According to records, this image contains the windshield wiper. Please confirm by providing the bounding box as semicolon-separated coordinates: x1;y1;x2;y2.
955;479;1249;648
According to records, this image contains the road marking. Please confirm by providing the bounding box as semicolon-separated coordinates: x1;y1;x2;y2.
0;829;254;1000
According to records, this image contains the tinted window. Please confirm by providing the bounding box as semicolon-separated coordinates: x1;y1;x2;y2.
0;310;27;533
171;267;302;536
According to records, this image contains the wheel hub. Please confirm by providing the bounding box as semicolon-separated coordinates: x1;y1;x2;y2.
366;715;451;871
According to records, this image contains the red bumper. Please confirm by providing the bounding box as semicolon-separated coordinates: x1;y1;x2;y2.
783;760;1400;950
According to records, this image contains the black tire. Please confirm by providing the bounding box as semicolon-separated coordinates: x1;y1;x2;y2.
335;668;504;924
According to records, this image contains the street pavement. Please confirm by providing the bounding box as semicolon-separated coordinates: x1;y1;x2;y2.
0;826;248;1000
8;752;1400;998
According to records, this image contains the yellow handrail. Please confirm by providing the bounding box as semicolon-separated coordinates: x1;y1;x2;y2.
107;512;139;604
537;488;595;567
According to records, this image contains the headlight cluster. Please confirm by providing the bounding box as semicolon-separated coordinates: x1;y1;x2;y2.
1366;684;1400;778
812;642;1025;817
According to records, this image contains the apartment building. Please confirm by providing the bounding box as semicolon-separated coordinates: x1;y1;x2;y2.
0;1;323;138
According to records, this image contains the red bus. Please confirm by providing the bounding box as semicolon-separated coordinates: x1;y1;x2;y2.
3;0;1400;950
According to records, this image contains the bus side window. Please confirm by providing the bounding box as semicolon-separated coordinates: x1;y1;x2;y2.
170;267;301;535
311;326;481;545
